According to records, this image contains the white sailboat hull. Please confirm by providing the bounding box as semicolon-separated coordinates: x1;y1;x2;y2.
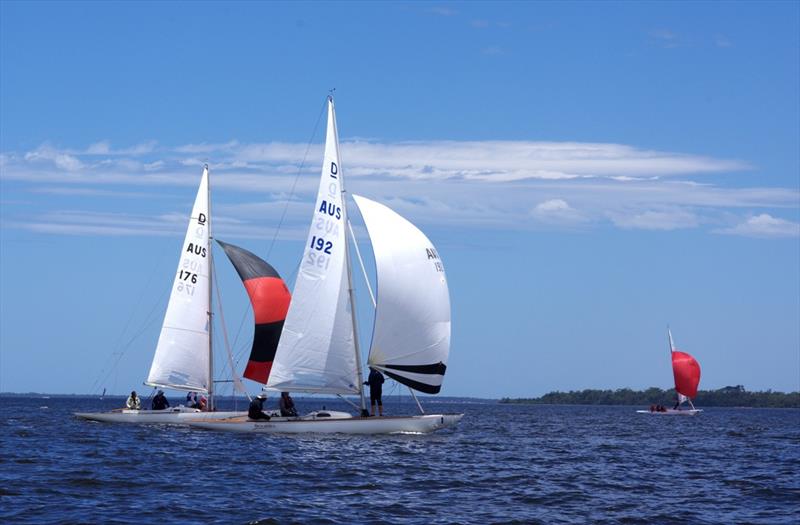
636;409;702;416
190;412;464;434
75;406;246;424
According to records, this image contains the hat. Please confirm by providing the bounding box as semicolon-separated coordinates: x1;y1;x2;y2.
257;393;267;399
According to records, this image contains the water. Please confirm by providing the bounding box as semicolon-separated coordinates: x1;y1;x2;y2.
1;396;798;524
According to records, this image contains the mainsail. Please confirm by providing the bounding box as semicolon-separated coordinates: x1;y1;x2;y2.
217;240;290;384
266;98;360;394
669;328;701;400
146;167;211;393
354;195;451;394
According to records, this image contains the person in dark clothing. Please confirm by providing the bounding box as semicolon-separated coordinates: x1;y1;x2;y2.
279;392;298;417
186;391;198;408
364;368;385;416
248;394;271;421
152;390;170;411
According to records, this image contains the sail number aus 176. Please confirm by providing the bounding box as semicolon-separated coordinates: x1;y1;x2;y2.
179;270;198;284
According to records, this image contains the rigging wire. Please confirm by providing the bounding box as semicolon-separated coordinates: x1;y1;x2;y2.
265;96;328;260
89;253;167;395
224;98;328;379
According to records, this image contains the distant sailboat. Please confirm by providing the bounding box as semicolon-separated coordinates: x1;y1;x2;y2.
192;97;463;434
76;166;280;424
638;327;702;416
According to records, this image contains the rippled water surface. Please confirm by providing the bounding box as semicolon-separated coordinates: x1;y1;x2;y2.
1;396;798;524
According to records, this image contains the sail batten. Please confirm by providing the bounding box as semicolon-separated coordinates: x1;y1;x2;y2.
146;168;211;393
354;195;452;395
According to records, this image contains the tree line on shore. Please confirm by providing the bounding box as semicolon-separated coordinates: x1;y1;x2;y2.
500;385;799;408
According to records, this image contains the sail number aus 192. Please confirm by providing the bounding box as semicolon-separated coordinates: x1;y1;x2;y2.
310;235;333;254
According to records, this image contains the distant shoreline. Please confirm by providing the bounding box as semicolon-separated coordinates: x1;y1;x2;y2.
501;386;800;409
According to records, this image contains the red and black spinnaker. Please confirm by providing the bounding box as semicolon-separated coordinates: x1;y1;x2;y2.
217;240;290;384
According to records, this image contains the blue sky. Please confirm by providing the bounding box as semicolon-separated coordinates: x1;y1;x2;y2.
1;1;798;398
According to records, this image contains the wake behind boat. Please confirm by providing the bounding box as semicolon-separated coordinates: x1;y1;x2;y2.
191;96;462;435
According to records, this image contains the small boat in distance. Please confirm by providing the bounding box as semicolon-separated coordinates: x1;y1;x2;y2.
76;166;256;424
192;96;463;434
637;327;703;416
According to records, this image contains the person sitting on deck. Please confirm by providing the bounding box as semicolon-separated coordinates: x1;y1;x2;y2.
126;391;141;410
186;391;198;408
198;395;208;411
364;368;385;417
248;393;271;421
279;392;298;417
152;390;170;411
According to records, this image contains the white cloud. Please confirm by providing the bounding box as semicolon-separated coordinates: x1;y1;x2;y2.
23;145;84;172
1;139;797;240
531;199;587;226
650;29;681;48
609;208;700;231
715;214;800;238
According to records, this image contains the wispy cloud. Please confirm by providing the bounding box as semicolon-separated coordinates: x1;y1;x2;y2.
715;214;800;238
481;46;504;56
531;199;587;226
427;6;457;17
714;34;733;48
650;29;682;49
1;139;797;240
609;208;700;231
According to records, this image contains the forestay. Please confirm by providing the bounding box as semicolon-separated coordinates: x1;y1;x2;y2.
146;167;211;392
353;195;451;394
266;100;359;395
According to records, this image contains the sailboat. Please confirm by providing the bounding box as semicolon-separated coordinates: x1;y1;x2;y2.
191;96;463;434
637;327;702;416
76;166;258;424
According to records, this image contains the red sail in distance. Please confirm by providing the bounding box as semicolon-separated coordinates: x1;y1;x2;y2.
671;351;701;399
217;240;291;384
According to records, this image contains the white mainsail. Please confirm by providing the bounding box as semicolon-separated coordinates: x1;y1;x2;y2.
353;195;451;394
266;99;360;394
146;167;211;393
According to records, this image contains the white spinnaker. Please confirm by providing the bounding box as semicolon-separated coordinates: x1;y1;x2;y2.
146;167;211;393
354;195;451;394
267;100;359;394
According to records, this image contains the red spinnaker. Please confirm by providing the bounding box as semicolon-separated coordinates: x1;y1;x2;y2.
217;240;291;384
671;351;701;399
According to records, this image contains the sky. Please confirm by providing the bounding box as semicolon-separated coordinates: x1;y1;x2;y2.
1;1;798;399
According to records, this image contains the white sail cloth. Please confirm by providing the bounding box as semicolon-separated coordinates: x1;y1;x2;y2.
354;195;451;394
146;167;211;393
267;99;360;394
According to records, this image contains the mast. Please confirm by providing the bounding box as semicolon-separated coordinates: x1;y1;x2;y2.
330;96;369;416
207;164;214;411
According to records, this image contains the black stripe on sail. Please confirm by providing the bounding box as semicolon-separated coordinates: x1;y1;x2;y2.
381;362;447;376
383;370;442;394
251;320;285;363
217;239;280;281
